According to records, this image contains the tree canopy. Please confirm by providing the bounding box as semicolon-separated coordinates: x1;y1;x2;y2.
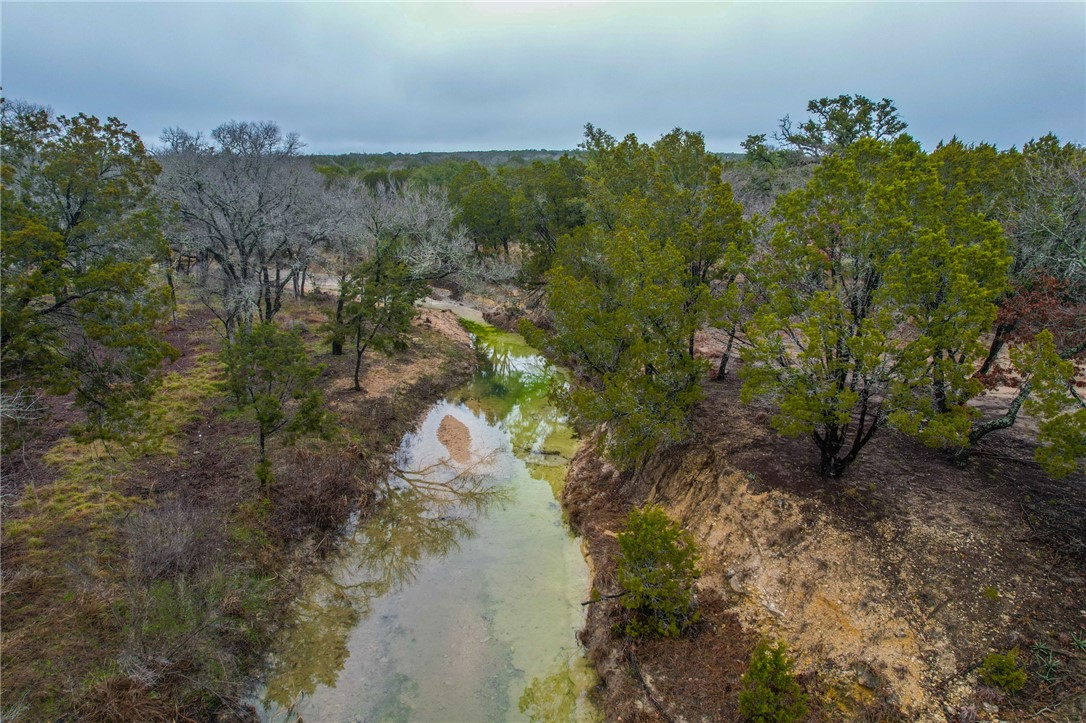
531;126;752;466
774;94;908;162
741;137;1009;476
1;100;175;436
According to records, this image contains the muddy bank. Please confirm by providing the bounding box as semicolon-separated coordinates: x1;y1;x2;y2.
564;377;1086;722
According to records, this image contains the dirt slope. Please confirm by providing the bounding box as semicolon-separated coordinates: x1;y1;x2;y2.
565;375;1086;722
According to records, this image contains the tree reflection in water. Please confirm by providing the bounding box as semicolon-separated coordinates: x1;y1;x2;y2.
461;332;575;476
261;448;508;719
261;322;594;722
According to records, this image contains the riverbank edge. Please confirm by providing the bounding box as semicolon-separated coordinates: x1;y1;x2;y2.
242;310;482;715
560;432;667;721
0;293;481;720
560;371;1086;722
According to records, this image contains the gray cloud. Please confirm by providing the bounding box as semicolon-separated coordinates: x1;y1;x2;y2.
2;2;1083;153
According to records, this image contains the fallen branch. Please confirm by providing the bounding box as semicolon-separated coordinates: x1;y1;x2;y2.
581;591;626;606
628;648;675;723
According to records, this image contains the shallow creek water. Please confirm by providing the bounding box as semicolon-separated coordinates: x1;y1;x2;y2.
258;321;599;722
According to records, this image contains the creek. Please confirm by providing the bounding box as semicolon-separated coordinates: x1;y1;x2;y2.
257;320;599;722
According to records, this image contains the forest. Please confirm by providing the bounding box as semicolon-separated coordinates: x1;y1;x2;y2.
2;93;1084;721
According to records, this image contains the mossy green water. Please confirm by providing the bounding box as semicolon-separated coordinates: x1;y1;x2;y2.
259;322;599;721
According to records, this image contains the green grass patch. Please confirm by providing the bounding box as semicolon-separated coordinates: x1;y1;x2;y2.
9;354;224;553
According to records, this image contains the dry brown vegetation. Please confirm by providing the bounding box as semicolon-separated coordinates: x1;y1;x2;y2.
0;287;476;720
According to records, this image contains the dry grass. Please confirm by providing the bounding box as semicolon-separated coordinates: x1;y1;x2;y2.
1;290;478;720
1;338;226;719
4;353;223;558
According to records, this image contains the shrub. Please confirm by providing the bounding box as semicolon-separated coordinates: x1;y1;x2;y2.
221;322;325;472
126;502;222;581
978;649;1027;694
739;640;808;723
270;444;359;542
616;505;700;638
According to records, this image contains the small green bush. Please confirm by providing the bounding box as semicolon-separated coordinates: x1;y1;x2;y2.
739;640;808;723
616;505;700;638
978;649;1027;694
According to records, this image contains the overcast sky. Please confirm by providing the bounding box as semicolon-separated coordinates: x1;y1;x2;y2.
2;2;1083;154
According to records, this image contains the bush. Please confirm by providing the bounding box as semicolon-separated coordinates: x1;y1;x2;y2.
978;649;1027;694
739;640;808;723
126;502;222;581
270;444;359;542
616;505;700;638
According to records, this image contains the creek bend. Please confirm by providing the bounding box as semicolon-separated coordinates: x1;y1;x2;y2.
258;320;599;722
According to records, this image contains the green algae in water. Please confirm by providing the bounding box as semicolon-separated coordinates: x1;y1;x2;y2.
519;656;601;723
259;321;598;722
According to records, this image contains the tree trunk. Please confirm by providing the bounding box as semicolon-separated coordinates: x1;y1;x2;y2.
353;326;364;391
165;266;178;325
261;267;272;322
716;325;737;381
977;323;1011;377
332;295;345;355
967;379;1032;447
271;266;285;319
814;427;844;477
300;265;308;297
197;252;210;286
353;324;382;391
932;348;948;414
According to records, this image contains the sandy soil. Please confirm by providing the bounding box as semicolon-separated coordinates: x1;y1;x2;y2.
437;414;472;465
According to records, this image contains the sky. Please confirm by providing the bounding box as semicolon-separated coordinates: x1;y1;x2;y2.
2;2;1084;155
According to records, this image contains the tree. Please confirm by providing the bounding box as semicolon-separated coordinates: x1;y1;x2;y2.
324;181;481;356
457;174;518;256
740;134;781;168
1;99;175;436
536;214;707;465
775;94;907;162
738;641;808;723
616;505;700;639
339;251;426;391
156;121;331;333
929;135;1085;474
508;155;587;283
741;137;1009;476
533;126;750;465
221;322;325;481
597;128;752;356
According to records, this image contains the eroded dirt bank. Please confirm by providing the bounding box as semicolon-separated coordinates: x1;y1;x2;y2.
565;374;1086;722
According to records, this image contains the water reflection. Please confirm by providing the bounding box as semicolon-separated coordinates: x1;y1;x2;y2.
259;321;596;722
262;450;508;719
461;324;578;500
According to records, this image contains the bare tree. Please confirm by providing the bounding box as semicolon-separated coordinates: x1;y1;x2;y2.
155;121;331;333
322;179;507;354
